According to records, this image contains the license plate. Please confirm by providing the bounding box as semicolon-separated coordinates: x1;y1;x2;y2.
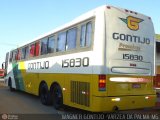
132;83;141;88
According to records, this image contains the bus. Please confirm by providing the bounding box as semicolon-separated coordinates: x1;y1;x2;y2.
0;62;6;78
4;5;156;112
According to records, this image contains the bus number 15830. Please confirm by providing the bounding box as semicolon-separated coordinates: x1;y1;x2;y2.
62;57;89;68
123;54;143;61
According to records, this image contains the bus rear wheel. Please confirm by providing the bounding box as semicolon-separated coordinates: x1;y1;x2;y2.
52;85;63;110
39;83;51;105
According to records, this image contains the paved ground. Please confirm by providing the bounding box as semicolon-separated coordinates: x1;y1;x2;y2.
0;83;57;114
0;79;159;120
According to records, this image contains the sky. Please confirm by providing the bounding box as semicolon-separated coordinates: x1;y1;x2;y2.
0;0;159;66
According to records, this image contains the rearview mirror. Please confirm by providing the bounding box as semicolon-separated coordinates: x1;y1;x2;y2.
2;62;5;69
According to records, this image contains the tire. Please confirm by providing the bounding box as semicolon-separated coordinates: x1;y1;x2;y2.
8;79;14;91
52;85;63;110
39;83;51;105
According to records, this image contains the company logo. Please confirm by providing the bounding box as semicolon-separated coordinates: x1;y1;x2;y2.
119;16;144;31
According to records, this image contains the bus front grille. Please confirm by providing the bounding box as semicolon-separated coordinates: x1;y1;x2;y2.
71;81;90;107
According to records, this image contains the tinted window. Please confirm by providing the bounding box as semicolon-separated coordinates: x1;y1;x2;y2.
80;24;86;47
80;22;92;47
9;51;13;62
41;38;48;55
25;46;29;59
16;49;21;60
12;50;17;61
57;32;66;52
66;28;77;50
21;46;29;59
35;41;40;56
21;47;26;59
30;44;35;57
48;36;55;53
86;22;92;46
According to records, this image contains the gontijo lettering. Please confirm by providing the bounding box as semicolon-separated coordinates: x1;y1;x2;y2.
113;33;150;45
28;61;49;70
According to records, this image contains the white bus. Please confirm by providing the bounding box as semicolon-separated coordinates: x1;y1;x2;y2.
4;5;156;112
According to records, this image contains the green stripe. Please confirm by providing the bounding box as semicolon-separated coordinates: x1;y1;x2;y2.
12;62;25;91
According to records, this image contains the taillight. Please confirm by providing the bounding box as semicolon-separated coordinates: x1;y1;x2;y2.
98;75;106;91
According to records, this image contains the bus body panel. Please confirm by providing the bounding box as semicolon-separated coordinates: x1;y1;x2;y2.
105;6;156;97
91;94;156;112
106;6;155;75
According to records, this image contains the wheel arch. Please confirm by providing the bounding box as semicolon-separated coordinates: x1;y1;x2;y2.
50;82;62;93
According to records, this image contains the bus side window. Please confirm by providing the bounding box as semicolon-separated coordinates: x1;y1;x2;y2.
66;28;77;50
21;47;25;59
16;49;21;60
25;46;29;59
30;44;35;57
41;38;48;55
12;50;17;61
35;41;40;56
80;22;92;47
9;51;13;62
48;36;55;53
57;32;66;52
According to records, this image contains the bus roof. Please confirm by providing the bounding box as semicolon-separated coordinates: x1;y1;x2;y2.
17;5;151;48
18;5;105;48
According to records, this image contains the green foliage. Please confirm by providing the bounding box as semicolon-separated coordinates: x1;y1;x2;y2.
156;34;160;40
